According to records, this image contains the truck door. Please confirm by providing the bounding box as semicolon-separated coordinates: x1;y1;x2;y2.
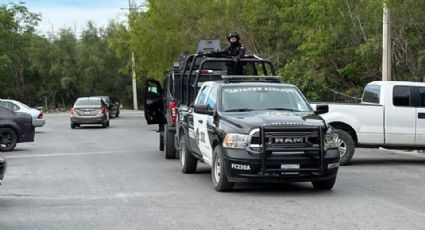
386;86;415;144
413;87;425;145
144;79;165;125
196;85;218;166
191;85;211;157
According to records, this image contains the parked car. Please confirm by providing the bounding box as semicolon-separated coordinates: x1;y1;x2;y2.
0;105;35;151
0;99;45;127
0;154;6;184
94;96;120;118
69;97;110;129
311;81;425;165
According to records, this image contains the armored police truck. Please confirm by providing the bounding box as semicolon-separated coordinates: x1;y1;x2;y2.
144;43;340;191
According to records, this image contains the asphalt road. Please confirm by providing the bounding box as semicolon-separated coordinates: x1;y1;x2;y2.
1;111;425;230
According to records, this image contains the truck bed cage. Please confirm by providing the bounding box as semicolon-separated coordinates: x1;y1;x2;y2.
179;53;277;106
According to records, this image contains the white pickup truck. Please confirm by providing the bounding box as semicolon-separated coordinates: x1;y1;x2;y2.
311;81;425;165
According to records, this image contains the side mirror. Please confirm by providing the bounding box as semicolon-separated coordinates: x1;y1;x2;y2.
193;104;214;115
314;104;329;115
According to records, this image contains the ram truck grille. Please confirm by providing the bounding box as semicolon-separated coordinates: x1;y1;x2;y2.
248;126;325;175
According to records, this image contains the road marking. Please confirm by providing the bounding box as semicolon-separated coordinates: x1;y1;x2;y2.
0;191;178;201
5;149;152;159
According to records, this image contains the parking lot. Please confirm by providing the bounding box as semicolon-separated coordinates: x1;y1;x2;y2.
1;111;425;230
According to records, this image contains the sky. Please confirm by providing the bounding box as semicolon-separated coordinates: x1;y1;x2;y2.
4;0;145;35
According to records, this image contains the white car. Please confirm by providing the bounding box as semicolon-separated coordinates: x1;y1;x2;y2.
0;99;45;127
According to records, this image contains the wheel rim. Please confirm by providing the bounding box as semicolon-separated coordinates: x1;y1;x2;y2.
337;138;347;157
213;154;221;184
0;131;12;148
180;141;186;168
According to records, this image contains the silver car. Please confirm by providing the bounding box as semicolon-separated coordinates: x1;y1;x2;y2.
0;99;45;127
70;97;110;129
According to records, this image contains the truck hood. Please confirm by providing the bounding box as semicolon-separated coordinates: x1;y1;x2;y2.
220;110;326;134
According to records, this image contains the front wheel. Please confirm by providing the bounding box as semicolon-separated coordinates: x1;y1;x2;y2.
312;177;336;190
212;146;234;192
179;134;197;173
336;129;355;165
0;127;18;152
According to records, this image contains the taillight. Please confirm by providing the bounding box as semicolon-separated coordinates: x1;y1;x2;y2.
37;112;43;119
169;100;177;123
69;108;76;115
199;69;213;74
98;106;106;114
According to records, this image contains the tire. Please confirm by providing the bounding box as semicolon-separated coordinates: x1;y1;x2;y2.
179;134;197;173
159;132;164;151
212;146;234;192
164;125;176;159
0;127;18;152
312;177;336;190
71;123;77;129
336;129;355;165
107;121;110;127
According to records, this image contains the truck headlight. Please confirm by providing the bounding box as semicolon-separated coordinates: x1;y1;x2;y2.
223;133;249;149
325;132;339;149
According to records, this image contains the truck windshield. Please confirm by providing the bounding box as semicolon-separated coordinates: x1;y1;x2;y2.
221;86;310;112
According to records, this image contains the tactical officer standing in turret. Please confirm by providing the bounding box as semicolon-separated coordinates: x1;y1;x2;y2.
224;32;245;75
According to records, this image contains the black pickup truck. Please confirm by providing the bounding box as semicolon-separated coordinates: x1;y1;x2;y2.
144;45;340;191
175;76;340;191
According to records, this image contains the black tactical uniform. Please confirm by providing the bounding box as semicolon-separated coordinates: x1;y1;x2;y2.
224;32;245;75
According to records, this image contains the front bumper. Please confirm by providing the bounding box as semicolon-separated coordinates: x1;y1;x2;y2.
19;124;35;143
222;148;339;183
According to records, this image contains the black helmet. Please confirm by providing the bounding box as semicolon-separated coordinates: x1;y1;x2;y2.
227;31;240;41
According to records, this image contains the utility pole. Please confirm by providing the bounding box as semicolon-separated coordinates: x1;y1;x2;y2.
129;0;138;110
382;4;391;81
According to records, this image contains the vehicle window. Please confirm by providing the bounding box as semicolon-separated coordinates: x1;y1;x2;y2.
1;101;19;111
75;99;101;106
196;85;210;105
0;106;13;115
173;73;182;101
393;86;411;107
417;87;425;107
362;85;380;104
206;86;218;109
0;101;7;109
221;86;310;112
